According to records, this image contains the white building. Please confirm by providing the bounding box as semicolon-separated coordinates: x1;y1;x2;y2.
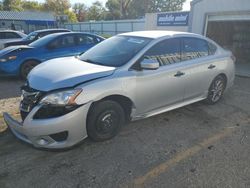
0;11;56;34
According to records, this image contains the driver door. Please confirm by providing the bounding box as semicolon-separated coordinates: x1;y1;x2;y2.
133;38;186;115
45;34;78;60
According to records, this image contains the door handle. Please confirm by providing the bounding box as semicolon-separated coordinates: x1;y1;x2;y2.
208;64;216;69
174;71;185;77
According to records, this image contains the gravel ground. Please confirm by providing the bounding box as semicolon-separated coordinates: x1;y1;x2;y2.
0;76;250;188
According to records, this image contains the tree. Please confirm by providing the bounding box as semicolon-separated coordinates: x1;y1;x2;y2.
105;0;186;19
64;9;77;23
87;1;105;21
44;0;77;23
44;0;71;14
120;0;132;19
22;1;43;11
147;0;185;12
105;0;121;20
72;3;87;22
0;1;3;10
2;0;23;11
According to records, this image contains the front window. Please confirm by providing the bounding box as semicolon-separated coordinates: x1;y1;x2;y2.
79;36;152;67
29;34;57;48
144;38;181;66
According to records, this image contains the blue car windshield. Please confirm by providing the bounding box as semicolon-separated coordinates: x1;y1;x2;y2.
79;36;152;67
24;32;38;41
29;34;56;48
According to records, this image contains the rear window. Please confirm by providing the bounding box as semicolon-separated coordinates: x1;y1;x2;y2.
0;32;21;39
182;38;209;61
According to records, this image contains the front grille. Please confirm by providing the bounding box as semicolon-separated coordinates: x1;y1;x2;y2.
20;85;44;121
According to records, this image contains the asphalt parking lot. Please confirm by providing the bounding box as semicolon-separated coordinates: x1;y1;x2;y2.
0;76;250;188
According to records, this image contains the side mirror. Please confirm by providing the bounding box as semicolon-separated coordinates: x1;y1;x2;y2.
140;57;159;70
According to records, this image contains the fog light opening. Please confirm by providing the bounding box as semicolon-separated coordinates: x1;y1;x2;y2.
37;138;49;146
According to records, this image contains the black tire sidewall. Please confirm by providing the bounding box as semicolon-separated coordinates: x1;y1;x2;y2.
20;60;39;79
87;100;125;142
206;75;226;105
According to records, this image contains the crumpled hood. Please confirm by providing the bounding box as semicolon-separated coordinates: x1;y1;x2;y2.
28;56;116;92
0;45;33;56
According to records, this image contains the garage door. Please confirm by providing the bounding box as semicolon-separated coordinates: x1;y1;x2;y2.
208;14;250;22
206;14;250;76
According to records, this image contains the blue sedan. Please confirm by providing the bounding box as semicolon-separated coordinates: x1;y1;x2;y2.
0;32;104;78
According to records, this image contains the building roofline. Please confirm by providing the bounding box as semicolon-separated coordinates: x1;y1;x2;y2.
191;0;204;6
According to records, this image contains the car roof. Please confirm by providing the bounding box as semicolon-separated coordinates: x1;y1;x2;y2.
33;28;71;33
41;32;102;38
0;30;22;33
119;30;201;39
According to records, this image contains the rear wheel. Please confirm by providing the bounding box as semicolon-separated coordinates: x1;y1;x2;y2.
206;75;226;105
20;60;39;79
87;100;125;142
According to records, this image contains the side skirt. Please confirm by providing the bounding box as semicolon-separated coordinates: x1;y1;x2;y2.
131;97;206;121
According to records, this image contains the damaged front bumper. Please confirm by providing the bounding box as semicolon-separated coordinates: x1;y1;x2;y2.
3;103;92;149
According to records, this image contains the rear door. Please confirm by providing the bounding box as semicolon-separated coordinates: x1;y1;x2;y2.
180;37;218;101
76;34;99;54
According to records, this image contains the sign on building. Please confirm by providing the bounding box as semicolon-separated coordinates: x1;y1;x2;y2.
157;12;189;26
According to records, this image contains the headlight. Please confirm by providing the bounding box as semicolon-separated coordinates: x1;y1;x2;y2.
0;56;17;62
39;88;82;105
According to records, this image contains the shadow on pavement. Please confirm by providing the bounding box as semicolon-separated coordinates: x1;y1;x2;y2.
0;77;24;100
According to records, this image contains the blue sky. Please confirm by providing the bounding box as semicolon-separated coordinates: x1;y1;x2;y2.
36;0;191;10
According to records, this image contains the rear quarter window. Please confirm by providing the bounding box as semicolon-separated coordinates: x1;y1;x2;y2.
208;42;217;55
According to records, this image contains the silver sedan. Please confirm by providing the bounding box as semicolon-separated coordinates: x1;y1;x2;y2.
4;31;235;149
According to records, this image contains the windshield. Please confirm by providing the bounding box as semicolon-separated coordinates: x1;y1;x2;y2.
79;36;152;67
24;32;38;41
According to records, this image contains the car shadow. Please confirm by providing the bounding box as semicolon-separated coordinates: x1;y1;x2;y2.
0;77;24;100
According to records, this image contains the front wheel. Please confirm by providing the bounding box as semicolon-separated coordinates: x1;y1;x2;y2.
20;60;39;79
206;75;226;105
87;100;125;142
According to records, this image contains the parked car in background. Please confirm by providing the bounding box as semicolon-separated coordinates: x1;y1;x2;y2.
3;31;235;149
0;32;104;78
0;30;27;50
3;29;71;49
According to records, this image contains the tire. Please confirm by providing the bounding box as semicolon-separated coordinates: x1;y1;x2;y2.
20;60;39;79
206;75;226;105
87;100;125;142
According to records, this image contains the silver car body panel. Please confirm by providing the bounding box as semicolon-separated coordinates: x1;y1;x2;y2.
28;56;116;91
4;31;235;148
4;103;91;149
